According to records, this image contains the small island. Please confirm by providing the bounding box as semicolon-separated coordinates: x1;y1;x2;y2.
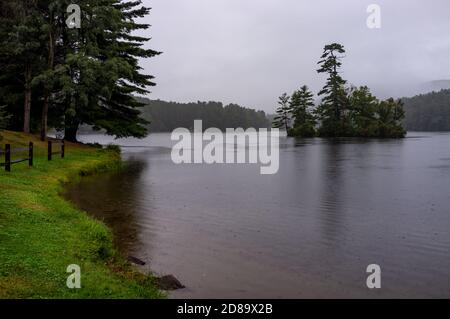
273;43;406;138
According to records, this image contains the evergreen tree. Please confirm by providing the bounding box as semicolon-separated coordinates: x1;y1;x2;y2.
59;0;160;141
348;86;378;137
316;43;350;136
289;85;316;137
273;93;291;131
348;87;406;137
374;98;406;138
33;0;64;141
0;0;159;141
0;0;46;134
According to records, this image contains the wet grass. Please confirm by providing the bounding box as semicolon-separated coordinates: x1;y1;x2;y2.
0;131;163;298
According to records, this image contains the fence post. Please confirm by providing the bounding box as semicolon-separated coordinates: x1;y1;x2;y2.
48;141;52;161
61;140;65;159
29;142;33;167
5;144;11;172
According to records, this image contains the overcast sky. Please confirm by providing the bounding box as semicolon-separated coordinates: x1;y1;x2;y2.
139;0;450;113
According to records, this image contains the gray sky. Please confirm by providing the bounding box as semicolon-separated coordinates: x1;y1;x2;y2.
139;0;450;113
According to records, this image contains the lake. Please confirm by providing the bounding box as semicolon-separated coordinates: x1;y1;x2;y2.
64;132;450;298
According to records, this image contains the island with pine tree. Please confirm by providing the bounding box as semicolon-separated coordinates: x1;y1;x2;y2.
273;43;406;138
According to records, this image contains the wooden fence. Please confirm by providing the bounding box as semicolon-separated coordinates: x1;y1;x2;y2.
48;140;65;161
0;140;64;172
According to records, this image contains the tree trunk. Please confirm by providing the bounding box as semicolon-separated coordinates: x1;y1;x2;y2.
40;95;49;141
64;122;79;142
23;64;32;134
40;26;55;141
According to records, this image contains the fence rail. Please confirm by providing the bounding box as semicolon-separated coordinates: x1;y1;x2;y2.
1;139;65;172
0;143;33;172
48;140;65;161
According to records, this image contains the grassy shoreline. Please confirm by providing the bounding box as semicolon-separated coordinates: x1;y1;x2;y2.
0;131;162;298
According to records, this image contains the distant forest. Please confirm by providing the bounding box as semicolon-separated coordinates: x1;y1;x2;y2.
139;98;270;132
404;89;450;131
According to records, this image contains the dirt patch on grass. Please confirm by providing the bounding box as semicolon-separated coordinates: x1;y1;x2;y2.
0;276;34;298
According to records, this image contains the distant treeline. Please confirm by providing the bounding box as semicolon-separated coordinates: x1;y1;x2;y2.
404;89;450;131
139;99;270;132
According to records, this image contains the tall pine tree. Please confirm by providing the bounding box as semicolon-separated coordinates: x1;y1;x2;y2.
0;0;160;141
348;86;378;136
273;93;291;131
289;85;316;137
59;0;160;141
316;43;349;137
0;0;46;133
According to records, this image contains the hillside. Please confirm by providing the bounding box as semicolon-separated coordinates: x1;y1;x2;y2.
403;89;450;131
138;98;270;132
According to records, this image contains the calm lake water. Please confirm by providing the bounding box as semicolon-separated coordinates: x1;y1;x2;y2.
65;132;450;298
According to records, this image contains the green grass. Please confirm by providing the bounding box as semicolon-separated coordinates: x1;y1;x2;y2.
0;131;163;298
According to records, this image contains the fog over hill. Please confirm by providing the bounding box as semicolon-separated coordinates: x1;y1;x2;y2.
419;80;450;93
